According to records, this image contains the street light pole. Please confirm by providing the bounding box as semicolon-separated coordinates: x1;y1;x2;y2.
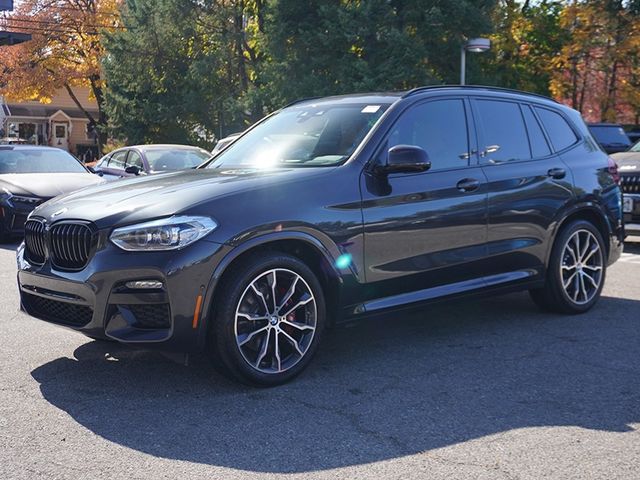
460;38;491;85
460;47;466;85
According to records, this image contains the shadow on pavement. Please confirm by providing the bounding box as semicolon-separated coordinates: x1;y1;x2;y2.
31;292;640;473
0;241;20;252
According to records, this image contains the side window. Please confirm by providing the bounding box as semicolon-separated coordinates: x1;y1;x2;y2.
386;99;470;171
109;150;127;169
522;105;551;158
126;150;143;169
96;154;111;168
534;107;579;152
474;99;531;162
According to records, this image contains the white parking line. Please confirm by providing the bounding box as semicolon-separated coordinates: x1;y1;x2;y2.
619;252;640;264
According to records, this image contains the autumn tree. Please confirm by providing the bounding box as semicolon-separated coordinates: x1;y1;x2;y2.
0;0;121;150
550;0;640;122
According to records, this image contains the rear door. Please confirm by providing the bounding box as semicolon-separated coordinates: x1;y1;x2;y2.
472;97;575;281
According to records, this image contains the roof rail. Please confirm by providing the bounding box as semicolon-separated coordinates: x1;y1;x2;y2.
402;85;558;104
283;96;325;108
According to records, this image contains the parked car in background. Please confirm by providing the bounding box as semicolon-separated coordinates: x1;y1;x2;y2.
94;144;211;181
588;123;632;154
0;146;104;242
17;86;623;386
211;133;241;155
611;140;640;238
0;137;29;145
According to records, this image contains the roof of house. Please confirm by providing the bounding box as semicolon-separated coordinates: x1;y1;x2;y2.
4;105;98;120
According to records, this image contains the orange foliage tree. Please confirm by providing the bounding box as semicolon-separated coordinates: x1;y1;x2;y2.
0;0;121;149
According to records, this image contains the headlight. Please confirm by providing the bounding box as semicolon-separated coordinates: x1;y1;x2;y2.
110;215;217;251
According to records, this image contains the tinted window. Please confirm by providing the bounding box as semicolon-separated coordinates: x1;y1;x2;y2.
387;99;470;170
535;107;579;151
588;125;630;148
126;150;143;169
109;150;127;169
475;100;530;162
522;105;551;157
0;149;87;174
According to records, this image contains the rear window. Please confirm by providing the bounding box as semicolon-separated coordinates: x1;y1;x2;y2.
535;108;579;152
588;125;631;148
0;149;86;174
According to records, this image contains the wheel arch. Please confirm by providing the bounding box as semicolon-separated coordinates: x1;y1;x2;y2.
198;232;345;348
548;203;612;265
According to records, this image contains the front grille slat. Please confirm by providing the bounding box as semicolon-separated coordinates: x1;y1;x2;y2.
50;223;94;270
24;219;46;265
621;174;640;194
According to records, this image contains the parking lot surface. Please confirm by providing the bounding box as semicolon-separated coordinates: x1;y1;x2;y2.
1;240;639;480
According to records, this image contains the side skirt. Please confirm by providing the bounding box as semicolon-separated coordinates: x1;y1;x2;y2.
341;268;543;319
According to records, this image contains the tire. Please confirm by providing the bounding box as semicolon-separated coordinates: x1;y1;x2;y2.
530;220;607;314
208;252;326;386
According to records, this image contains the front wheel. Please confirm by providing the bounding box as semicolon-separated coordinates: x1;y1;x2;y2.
530;220;606;314
209;252;326;386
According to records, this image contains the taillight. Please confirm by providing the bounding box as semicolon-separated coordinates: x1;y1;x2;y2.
608;157;620;184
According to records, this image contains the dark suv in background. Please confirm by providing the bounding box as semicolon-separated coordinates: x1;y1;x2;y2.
17;86;623;385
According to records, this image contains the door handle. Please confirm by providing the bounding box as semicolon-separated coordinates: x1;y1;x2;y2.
457;178;480;192
547;167;566;179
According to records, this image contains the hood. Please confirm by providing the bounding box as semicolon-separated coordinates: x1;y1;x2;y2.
31;167;333;228
0;172;105;198
611;152;640;172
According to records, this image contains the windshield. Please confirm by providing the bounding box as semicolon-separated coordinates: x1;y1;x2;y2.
589;126;631;146
629;140;640;152
0;149;87;174
205;103;390;169
147;148;211;172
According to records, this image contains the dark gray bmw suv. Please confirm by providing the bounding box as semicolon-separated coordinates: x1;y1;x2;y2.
17;86;624;386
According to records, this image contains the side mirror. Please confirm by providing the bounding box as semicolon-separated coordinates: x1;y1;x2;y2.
125;165;141;175
380;145;431;174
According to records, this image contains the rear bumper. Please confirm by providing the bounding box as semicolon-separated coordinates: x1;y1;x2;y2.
17;239;229;352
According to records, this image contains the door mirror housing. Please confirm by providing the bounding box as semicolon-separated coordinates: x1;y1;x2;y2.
125;165;141;175
380;145;431;175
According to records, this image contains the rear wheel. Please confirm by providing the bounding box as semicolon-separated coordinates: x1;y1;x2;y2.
209;252;325;386
530;220;606;314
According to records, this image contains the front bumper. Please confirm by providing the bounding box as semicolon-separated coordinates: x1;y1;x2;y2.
1;200;39;236
17;237;229;352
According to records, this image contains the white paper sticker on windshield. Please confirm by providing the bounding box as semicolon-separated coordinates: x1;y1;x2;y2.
362;105;381;113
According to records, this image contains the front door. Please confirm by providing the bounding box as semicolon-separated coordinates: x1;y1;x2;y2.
360;97;488;304
52;123;69;151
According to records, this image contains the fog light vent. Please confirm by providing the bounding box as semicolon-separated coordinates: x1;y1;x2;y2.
125;280;164;290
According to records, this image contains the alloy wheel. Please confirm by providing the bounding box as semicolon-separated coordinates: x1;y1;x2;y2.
560;229;603;305
234;268;317;374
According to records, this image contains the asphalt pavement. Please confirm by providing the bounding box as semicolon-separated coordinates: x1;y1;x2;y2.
1;240;639;479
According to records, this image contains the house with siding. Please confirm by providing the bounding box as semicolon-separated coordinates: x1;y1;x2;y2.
0;86;99;161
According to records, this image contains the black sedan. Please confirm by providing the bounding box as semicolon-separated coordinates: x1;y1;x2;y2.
0;146;104;242
93;144;211;181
